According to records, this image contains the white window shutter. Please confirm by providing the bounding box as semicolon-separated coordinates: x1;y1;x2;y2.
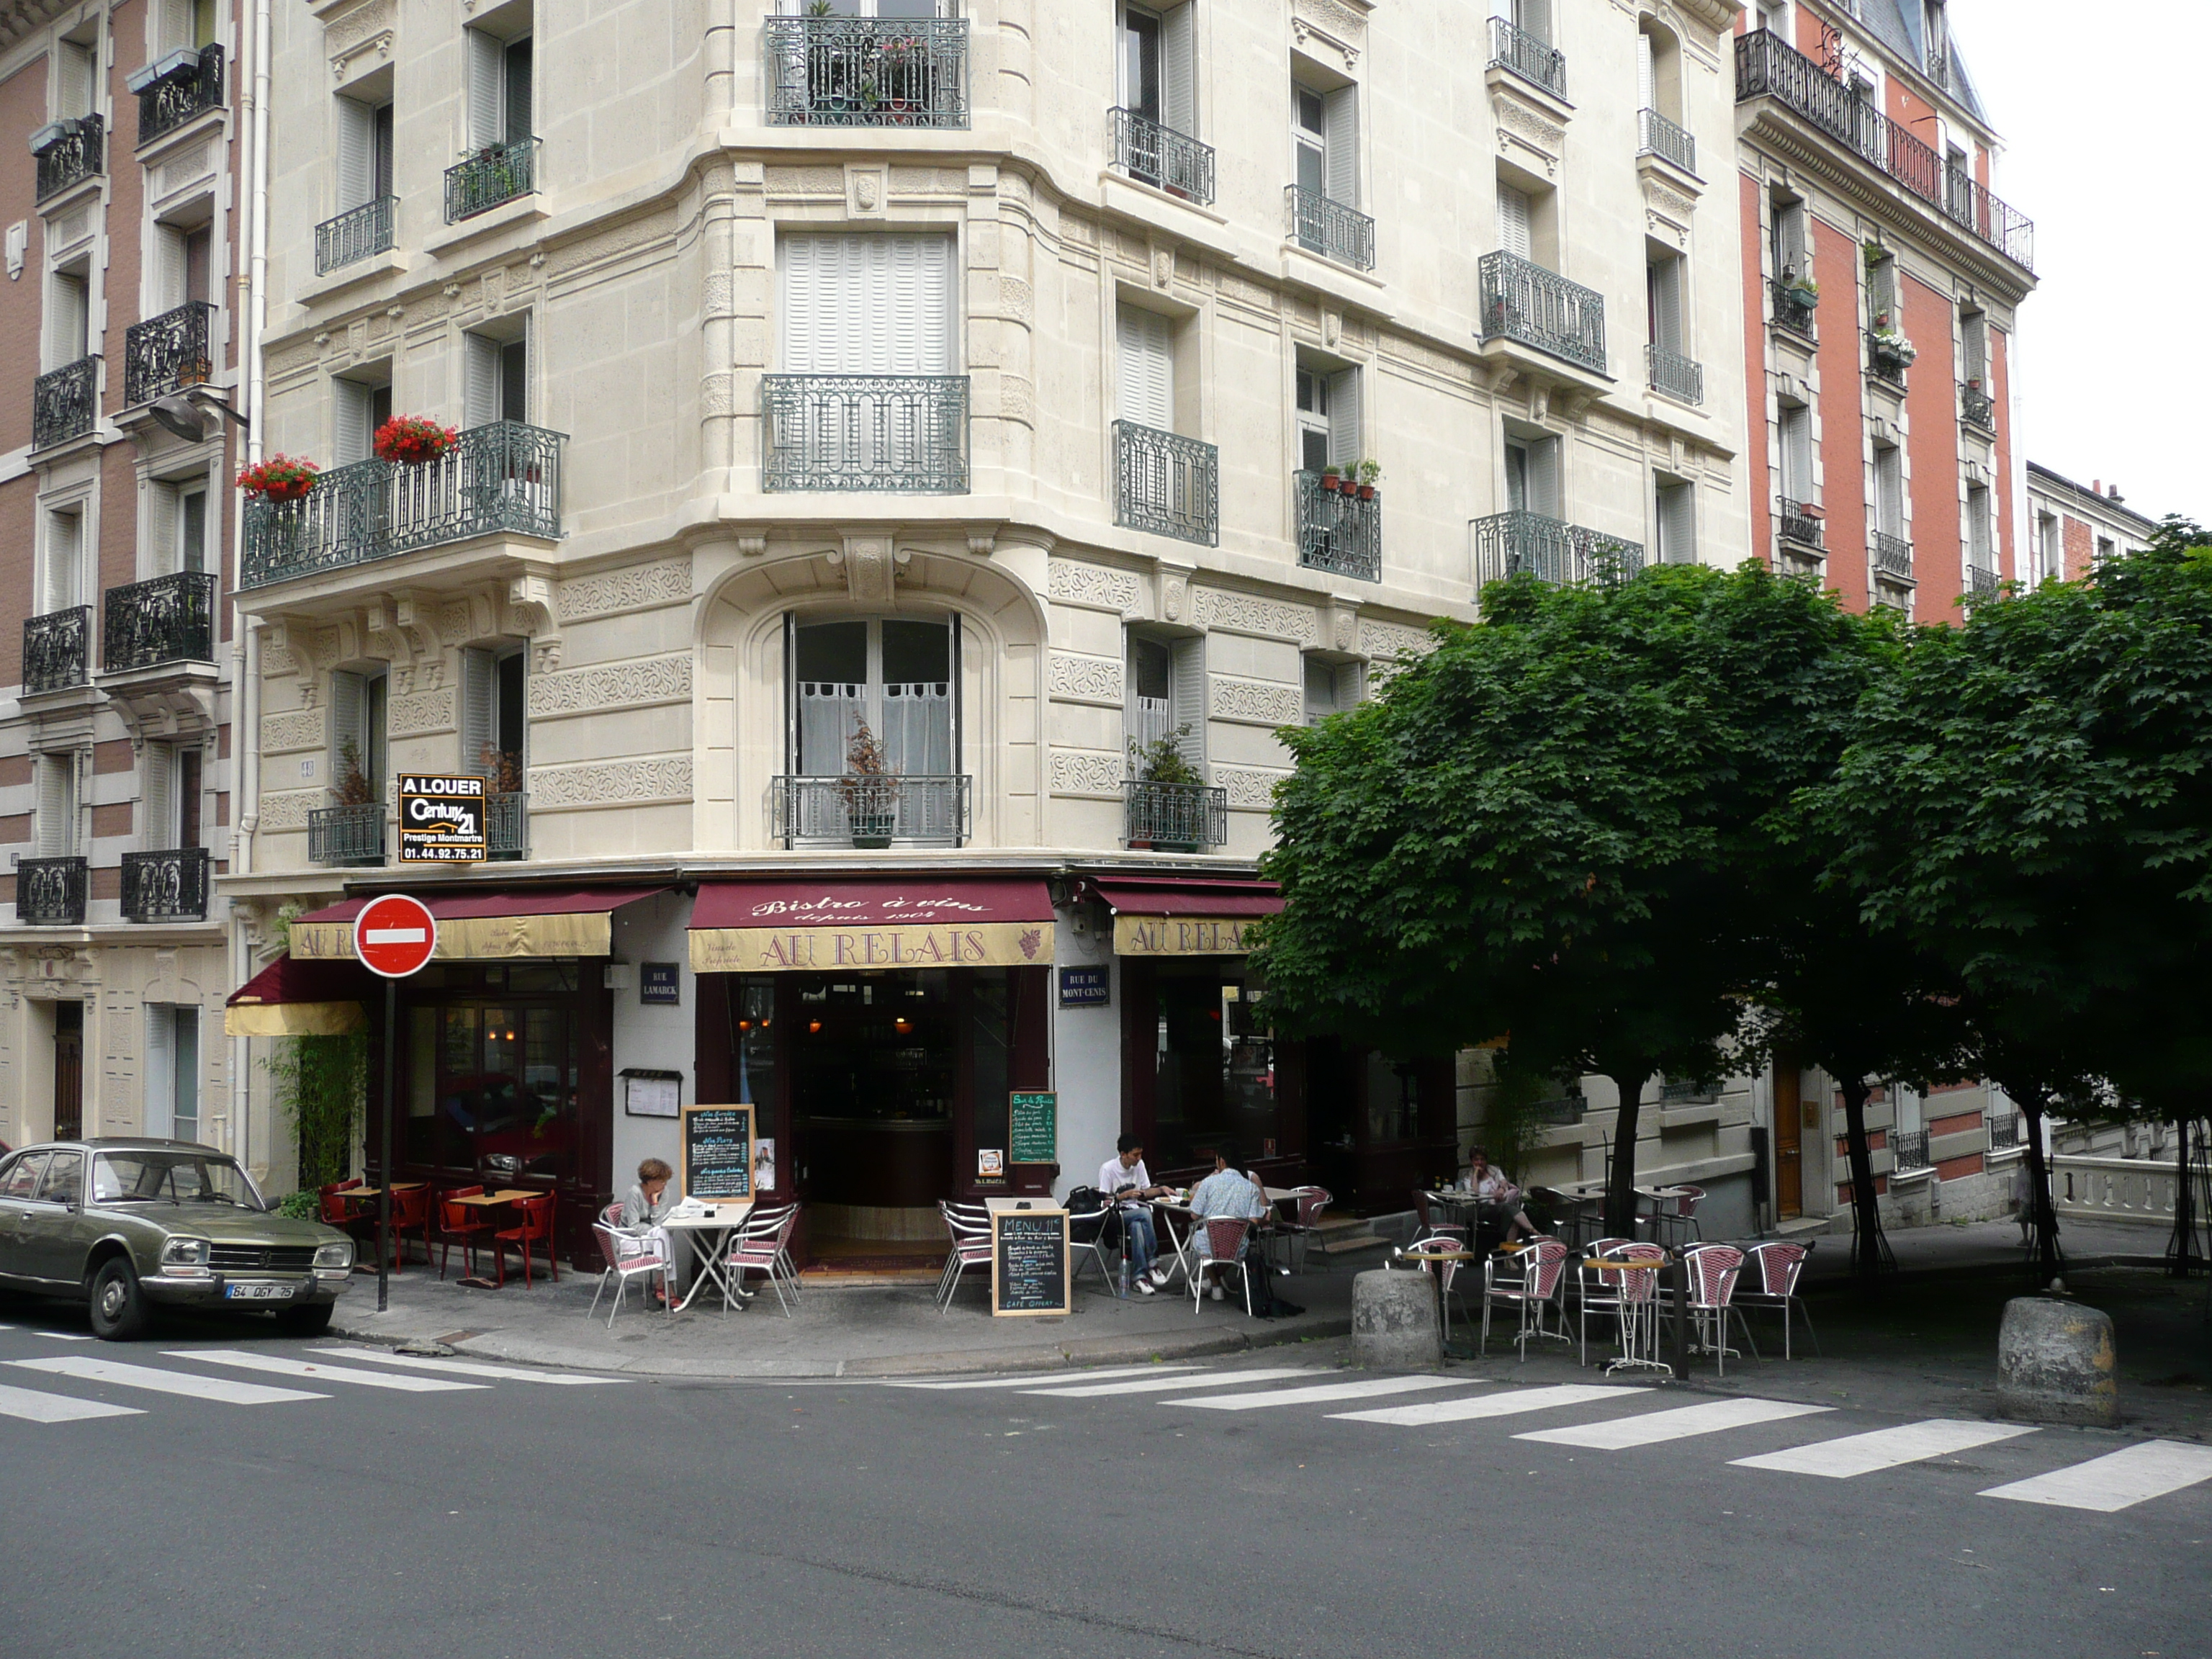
1876;449;1902;534
1650;255;1683;352
885;236;922;374
332;379;372;464
179;489;207;575
1334;661;1364;709
58;42;93;118
1504;441;1528;513
1497;183;1532;261
1322;85;1358;207
1775;202;1807;279
329;669;364;786
1638;32;1655;108
915;236;953;374
147;482;179;577
45;513;81;613
144;743;176;852
1527;435;1560;519
163;0;191;53
336;96;374;212
459;646;496;775
37;754;73;857
503;37;533;145
1326;367;1360;468
1161;2;1196;135
467;28;504;151
1169;637;1206;775
1117;306;1173;431
1660;482;1696;564
781;236;819;372
1870;257;1897;324
144;1006;176;1139
1962;313;1987;381
463;335;500;430
1517;0;1552;44
1782;407;1812;501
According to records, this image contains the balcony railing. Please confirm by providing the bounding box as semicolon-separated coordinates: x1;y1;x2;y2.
121;847;210;923
33;114;104;202
1488;16;1566;99
486;791;528;860
1478;251;1606;374
136;45;224;145
1285;185;1375;271
124;300;215;406
16;857;88;926
772;774;971;849
1871;531;1913;580
23;607;91;694
1295;472;1381;582
1866;331;1910;387
315;196;396;274
1778;499;1824;549
761;374;969;493
33;357;97;449
1124;779;1228;850
1960;381;1997;431
1735;29;2033;271
308;804;385;867
1637;107;1696;173
1768;276;1817;340
1645;343;1704;404
1965;562;2002;601
1889;1128;1930;1173
1114;420;1218;547
103;571;216;673
1530;1092;1588;1128
241;420;565;588
1110;107;1215;204
445;137;538;222
1473;511;1645;589
763;17;969;129
1988;1112;2023;1151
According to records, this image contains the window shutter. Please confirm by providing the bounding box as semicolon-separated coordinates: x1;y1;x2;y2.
329;669;364;787
336;96;374;212
49;274;86;367
1326;367;1359;468
179;490;207;575
1774;201;1807;280
1334;661;1364;709
1504;441;1527;513
1322;85;1358;207
1516;0;1552;44
1161;2;1196;135
1637;32;1654;108
462;334;500;429
1497;183;1532;261
37;754;74;857
1660;481;1696;564
46;512;81;613
1527;435;1560;518
144;743;176;851
163;0;191;53
1117;306;1173;431
467;28;504;150
503;37;533;145
173;1007;200;1134
1169;637;1206;775
459;646;495;775
1875;448;1902;534
1962;313;1987;381
1782;407;1812;501
1650;255;1683;352
147;482;179;577
143;1006;175;1140
332;379;373;464
1303;657;1334;724
1869;257;1897;326
781;236;820;372
58;42;93;119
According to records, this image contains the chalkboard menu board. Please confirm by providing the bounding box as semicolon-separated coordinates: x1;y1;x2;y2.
683;1104;755;1202
991;1207;1071;1317
1009;1091;1058;1164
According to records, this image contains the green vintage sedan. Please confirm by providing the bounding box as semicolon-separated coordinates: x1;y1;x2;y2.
0;1139;355;1340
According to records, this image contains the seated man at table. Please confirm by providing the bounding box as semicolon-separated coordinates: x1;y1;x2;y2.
1458;1146;1538;1243
1099;1134;1172;1295
1187;1144;1303;1320
619;1158;678;1306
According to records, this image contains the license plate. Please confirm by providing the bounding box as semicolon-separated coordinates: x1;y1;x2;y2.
225;1283;295;1302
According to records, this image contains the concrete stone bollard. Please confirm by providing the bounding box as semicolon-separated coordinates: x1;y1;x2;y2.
1352;1267;1441;1371
1997;1295;2118;1426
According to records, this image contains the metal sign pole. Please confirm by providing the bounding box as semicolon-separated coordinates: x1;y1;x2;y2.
378;977;394;1313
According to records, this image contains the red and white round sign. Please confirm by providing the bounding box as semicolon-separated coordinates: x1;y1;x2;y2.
353;893;438;979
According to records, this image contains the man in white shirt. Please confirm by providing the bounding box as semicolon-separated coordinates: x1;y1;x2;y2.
1098;1134;1171;1294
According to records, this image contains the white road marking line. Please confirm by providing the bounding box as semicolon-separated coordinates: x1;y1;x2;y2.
1731;1419;2036;1478
1516;1397;1833;1450
45;1333;95;1341
1979;1440;2212;1514
890;1365;1195;1390
1171;1375;1467;1411
164;1350;488;1392
0;1381;144;1424
307;1347;624;1385
1025;1368;1317;1400
1332;1384;1637;1426
8;1356;325;1406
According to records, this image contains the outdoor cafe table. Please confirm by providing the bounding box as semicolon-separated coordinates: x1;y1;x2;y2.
662;1202;755;1313
1147;1187;1300;1290
1573;1256;1674;1377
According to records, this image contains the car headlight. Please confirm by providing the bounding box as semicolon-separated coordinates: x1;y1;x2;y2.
314;1241;355;1270
161;1237;211;1267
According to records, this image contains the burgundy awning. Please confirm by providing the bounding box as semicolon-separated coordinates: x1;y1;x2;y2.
222;954;369;1038
689;877;1056;974
1082;876;1281;956
288;887;668;963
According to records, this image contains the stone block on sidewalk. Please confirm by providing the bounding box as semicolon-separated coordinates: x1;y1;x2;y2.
1997;1295;2118;1426
1351;1267;1440;1370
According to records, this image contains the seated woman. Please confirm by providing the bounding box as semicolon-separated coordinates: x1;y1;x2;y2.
1459;1146;1539;1243
619;1157;677;1305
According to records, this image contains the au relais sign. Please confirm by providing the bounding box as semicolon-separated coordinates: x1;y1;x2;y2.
689;883;1056;974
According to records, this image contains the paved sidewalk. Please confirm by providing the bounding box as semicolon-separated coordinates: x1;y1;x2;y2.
1794;1215;2172;1283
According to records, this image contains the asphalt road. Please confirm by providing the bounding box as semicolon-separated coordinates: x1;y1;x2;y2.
1;1298;2207;1659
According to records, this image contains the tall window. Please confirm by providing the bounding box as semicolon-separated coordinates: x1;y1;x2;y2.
1966;485;1992;572
47;266;89;369
337;96;396;213
1960;307;1989;389
1303;657;1360;726
328;667;389;801
151;218;212;313
1122;4;1195;137
1294;363;1357;474
1873;444;1904;538
36;752;78;858
1866;251;1899;333
791;616;956;777
1498;0;1553;43
1654;477;1696;565
782;234;956;377
1647;249;1686;354
1770;194;1808;287
144;1006;202;1143
1503;432;1560;518
464;330;530;427
167;0;219;50
42;506;84;614
1779;405;1813;507
54;36;96;120
1117;304;1175;433
1125;632;1203;775
332;374;392;465
2036;511;2061;582
148;477;210;575
467;24;533;150
1292;79;1357;208
460;645;527;784
143;741;202;853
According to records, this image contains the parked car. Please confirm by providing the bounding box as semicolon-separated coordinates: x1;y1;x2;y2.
0;1138;354;1340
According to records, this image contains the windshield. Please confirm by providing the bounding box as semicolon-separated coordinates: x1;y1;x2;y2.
91;1151;267;1211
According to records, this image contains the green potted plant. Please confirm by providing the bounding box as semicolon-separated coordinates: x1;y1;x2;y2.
1356;458;1382;501
839;719;899;848
1127;727;1203;852
332;736;376;809
1784;266;1820;308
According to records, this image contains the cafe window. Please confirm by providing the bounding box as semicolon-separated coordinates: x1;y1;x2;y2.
1141;962;1277;1172
788;614;956;776
403;963;582;1182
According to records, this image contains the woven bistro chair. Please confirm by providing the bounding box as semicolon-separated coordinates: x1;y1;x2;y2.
588;1220;671;1328
1272;1185;1334;1274
726;1202;802;1316
1678;1243;1753;1375
1479;1236;1570;1360
936;1201;994;1313
1736;1241;1820;1359
1394;1236;1470;1341
1410;1189;1469;1248
1191;1216;1254;1316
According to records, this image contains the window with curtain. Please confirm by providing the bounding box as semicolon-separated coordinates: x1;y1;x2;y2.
790;616;956;777
1293;363;1359;474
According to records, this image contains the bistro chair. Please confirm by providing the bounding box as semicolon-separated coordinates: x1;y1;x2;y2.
1478;1236;1570;1360
1676;1243;1753;1375
1529;1187;1596;1250
1066;1198;1124;1297
318;1178;363;1228
1272;1185;1333;1275
726;1203;803;1316
1410;1190;1468;1248
1603;1244;1670;1374
436;1186;495;1281
1650;1184;1707;1249
387;1184;434;1272
936;1202;994;1313
1570;1239;1638;1366
1394;1236;1470;1341
493;1193;560;1290
1735;1241;1820;1359
588;1220;671;1328
1191;1216;1254;1316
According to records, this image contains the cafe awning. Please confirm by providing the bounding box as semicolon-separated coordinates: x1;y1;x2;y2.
689;877;1056;974
223;954;369;1038
1083;876;1282;957
287;886;668;963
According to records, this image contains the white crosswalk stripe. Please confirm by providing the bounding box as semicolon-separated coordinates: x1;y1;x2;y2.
1516;1396;1832;1449
1170;1375;1467;1412
1730;1418;2036;1478
307;1347;623;1385
1979;1440;2212;1514
166;1350;489;1392
1332;1384;1638;1426
892;1366;1197;1391
1026;1368;1318;1400
0;1380;144;1424
46;1333;95;1341
9;1356;325;1406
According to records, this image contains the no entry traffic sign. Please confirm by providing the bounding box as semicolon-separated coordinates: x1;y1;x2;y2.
353;893;438;979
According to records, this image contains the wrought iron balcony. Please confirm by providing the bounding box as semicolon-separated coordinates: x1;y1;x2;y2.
444;138;538;222
16;857;88;927
124;300;215;406
315;196;396;274
1871;531;1913;580
23;607;91;694
1645;343;1704;405
1530;1092;1587;1128
1124;779;1228;850
1488;16;1566;99
1768;276;1817;340
1285;185;1375;271
121;847;210;923
772;774;971;850
761;374;969;493
1889;1128;1930;1173
33;114;103;202
103;571;216;673
308;804;385;867
241;420;565;588
1114;420;1218;547
1778;499;1824;548
1965;562;2002;601
1960;381;1997;431
1637;107;1696;173
1735;29;2033;271
1110;108;1215;204
1479;251;1606;374
486;791;528;860
1866;331;1910;387
1987;1112;2022;1151
33;357;97;449
763;17;969;129
1295;471;1381;582
136;45;224;145
1473;510;1645;589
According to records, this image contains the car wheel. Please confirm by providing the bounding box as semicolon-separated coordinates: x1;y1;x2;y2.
88;1257;150;1341
276;1303;335;1337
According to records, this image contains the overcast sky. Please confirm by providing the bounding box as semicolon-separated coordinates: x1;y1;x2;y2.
1946;0;2207;526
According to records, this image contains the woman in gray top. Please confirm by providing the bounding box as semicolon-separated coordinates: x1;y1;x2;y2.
617;1157;675;1305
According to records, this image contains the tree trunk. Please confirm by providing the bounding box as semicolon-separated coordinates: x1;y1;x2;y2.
1839;1076;1887;1284
2016;1090;2063;1285
2169;1110;2206;1279
1602;1068;1653;1237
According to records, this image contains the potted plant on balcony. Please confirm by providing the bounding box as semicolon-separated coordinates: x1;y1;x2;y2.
237;454;320;501
332;737;376;809
1783;266;1820;309
1356;459;1382;502
1126;727;1203;853
375;414;459;465
839;719;899;849
1869;321;1917;368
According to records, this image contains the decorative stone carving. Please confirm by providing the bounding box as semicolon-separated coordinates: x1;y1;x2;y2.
1333;608;1358;652
387;689;455;736
830;536;904;605
1290;0;1364;71
1361;619;1435;661
1162;573;1188;623
847;166;885;217
1493;94;1565;177
526;757;693;810
1192;589;1319;644
1048;559;1142;613
257;789;322;834
259;710;325;754
527;653;692;719
558;559;691;620
1215;766;1290;810
999;276;1034;324
1046;652;1124;706
1151;246;1174;289
1642;175;1697;246
1048;750;1125;798
1209;676;1303;727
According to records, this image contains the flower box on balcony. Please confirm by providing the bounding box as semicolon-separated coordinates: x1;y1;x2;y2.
374;415;458;465
238;454;320;500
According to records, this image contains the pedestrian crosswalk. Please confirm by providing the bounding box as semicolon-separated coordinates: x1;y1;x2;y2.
1730;1418;2036;1478
1517;1395;1830;1450
10;1355;326;1406
1980;1441;2212;1513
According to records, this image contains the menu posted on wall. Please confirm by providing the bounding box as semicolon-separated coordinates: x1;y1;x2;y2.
682;1104;755;1203
1009;1091;1058;1165
991;1207;1071;1317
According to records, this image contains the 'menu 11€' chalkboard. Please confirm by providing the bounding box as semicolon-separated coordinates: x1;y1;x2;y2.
991;1207;1071;1316
682;1104;755;1203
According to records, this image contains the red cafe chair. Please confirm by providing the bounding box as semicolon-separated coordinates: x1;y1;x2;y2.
493;1193;559;1288
436;1186;495;1280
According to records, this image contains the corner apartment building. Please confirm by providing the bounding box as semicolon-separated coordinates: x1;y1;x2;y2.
222;0;1752;1257
0;1;240;1159
2025;462;2157;585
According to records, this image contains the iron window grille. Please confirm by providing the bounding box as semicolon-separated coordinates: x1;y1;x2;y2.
1110;107;1215;204
772;775;971;850
1871;531;1913;580
33;114;104;202
124;301;215;407
1637;107;1696;173
121;847;210;922
1960;381;1997;431
315;196;397;274
1285;185;1375;271
1488;17;1566;99
1778;500;1824;548
23;607;91;694
444;137;538;222
1473;511;1645;589
33;357;98;449
136;45;224;145
1889;1128;1930;1172
1645;343;1704;405
1124;779;1228;850
307;803;385;868
17;857;89;926
103;571;216;673
1768;276;1817;341
1987;1114;2023;1151
1295;471;1382;581
761;374;969;494
486;791;528;860
1529;1092;1588;1128
763;17;969;129
1114;420;1218;547
1479;251;1606;374
1965;562;2002;601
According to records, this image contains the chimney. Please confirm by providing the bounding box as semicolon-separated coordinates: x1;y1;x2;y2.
2092;480;2102;496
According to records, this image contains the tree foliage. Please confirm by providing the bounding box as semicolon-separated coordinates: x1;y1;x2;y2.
266;1033;364;1194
